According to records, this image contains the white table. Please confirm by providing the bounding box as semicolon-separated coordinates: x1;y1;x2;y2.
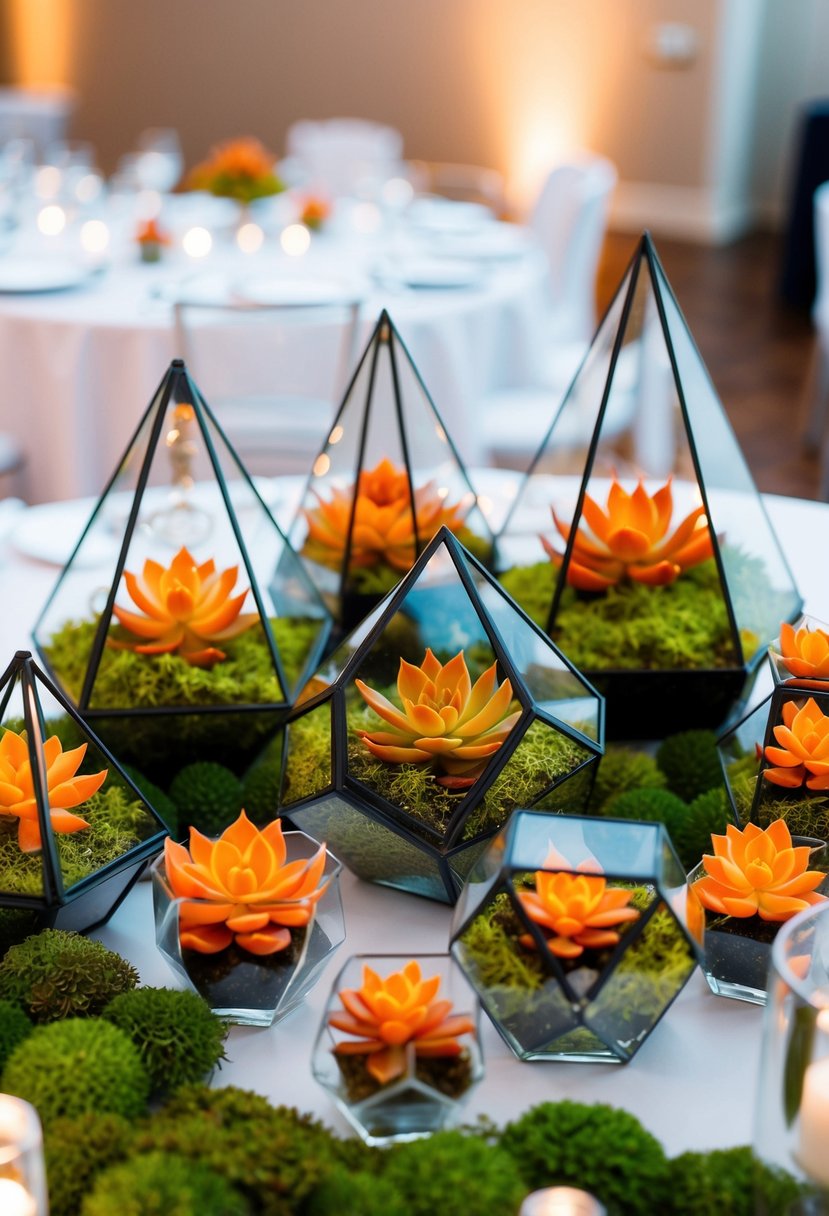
0;205;549;504
0;485;822;1155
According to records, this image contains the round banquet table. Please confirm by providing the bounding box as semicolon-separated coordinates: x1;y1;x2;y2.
0;202;549;504
0;478;822;1158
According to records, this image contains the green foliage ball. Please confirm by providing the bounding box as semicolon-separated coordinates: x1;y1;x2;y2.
380;1131;525;1216
80;1150;251;1216
168;762;244;835
657;730;723;802
603;786;688;852
45;1112;133;1216
1;1017;150;1124
668;1146;804;1215
588;746;667;814
0;998;32;1070
673;787;732;871
500;1101;670;1216
102;987;226;1094
241;762;282;825
0;930;138;1022
307;1166;408;1216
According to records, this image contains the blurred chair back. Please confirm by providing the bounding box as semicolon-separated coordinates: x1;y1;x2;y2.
530;155;617;343
801;180;829;495
409;161;505;214
285;118;403;197
174;295;362;478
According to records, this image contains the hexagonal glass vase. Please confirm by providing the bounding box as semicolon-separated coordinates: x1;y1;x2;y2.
689;840;829;1005
0;650;167;941
450;811;703;1063
151;830;344;1026
32;359;330;788
312;953;483;1145
495;235;801;740
280;527;604;904
285;310;493;637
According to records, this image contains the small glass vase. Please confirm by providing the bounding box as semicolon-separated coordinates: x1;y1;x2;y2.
311;953;483;1145
151;831;344;1027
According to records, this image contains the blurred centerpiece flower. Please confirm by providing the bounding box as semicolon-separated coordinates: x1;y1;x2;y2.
186;136;284;203
135;217;171;264
0;728;106;853
299;195;332;231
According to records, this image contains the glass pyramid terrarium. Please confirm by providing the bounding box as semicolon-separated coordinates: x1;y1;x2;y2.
33;359;330;787
286;310;493;636
496;234;801;739
450;811;703;1063
280;526;604;905
0;650;167;938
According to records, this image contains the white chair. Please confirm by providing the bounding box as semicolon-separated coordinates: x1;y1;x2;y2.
173;294;362;478
284;118;403;198
800;180;829;496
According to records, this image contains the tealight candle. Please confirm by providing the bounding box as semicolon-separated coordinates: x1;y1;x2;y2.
182;226;212;258
797;1055;829;1186
519;1187;606;1216
0;1094;47;1216
0;1177;37;1216
280;222;310;256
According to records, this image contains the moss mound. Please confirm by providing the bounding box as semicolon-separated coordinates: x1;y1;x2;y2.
0;929;138;1021
0;998;32;1070
588;746;667;813
379;1131;525;1216
500;1100;670;1216
81;1150;251;1216
675;788;732;871
102;987;227;1094
603;787;687;835
242;761;282;825
2;1017;150;1124
307;1166;407;1216
45;1112;133;1216
667;1146;805;1215
168;762;244;835
657;730;723;802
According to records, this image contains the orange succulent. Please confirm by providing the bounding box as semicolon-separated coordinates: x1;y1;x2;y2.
692;820;827;921
775;621;829;681
111;546;259;668
329;960;476;1084
0;728;105;854
302;457;468;573
163;811;329;955
186;137;283;202
299;196;331;231
355;648;520;786
542;477;714;592
763;697;829;789
517;849;640;958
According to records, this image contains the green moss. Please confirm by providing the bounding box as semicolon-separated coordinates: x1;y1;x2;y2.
729;754;829;838
307;1166;407;1216
282;708;331;806
0;908;41;958
168;762;244;835
45;1113;133;1216
667;1146;805;1215
1;1017;150;1124
604;787;688;841
379;1131;525;1216
0;998;32;1070
102;988;227;1095
500;559;740;671
0;929;138;1021
676;788;731;869
500;1100;670;1216
81;1151;251;1216
609;904;697;1024
459;892;547;995
588;746;667;813
656;730;723;801
120;764;178;834
241;760;281;825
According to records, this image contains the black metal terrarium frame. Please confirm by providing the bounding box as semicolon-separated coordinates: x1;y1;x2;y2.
495;234;803;739
282;527;604;902
0;650;168;933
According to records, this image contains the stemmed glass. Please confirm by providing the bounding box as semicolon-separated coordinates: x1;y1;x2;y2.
133;129;183;194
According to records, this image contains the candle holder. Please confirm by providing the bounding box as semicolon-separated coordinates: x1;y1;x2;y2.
0;1094;47;1216
755;901;829;1212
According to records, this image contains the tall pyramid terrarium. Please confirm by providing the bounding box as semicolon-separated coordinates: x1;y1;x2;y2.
280;527;604;905
33;360;330;787
496;235;801;739
287;310;492;636
0;651;167;938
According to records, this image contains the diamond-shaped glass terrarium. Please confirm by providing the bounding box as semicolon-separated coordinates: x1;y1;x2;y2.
286;309;493;637
0;650;167;941
280;526;604;905
450;811;703;1063
312;953;483;1144
495;234;801;739
32;359;330;788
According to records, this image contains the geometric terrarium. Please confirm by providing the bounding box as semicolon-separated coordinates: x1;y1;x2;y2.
280;527;604;905
450;811;703;1063
496;235;802;739
286;310;493;636
0;650;167;937
32;359;330;786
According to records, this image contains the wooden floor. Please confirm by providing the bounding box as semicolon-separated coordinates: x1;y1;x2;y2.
597;231;820;500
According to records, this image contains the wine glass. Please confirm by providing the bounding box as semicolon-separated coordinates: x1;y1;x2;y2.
134;129;183;194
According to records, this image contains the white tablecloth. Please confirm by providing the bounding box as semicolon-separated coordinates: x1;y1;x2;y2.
0;485;822;1155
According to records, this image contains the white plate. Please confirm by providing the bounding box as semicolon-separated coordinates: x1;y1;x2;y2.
235;276;364;307
11;500;115;568
0;259;93;294
153;273;235;307
393;258;485;289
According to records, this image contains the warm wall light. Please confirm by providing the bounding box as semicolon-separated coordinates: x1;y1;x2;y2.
7;0;73;85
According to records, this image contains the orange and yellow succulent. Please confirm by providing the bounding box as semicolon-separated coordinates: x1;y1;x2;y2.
517;849;640;958
542;477;714;592
111;546;259;668
775;621;829;682
302;457;468;574
329;960;476;1084
186;136;284;203
163;811;329;955
355;648;520;787
0;728;105;853
692;820;826;922
763;697;829;790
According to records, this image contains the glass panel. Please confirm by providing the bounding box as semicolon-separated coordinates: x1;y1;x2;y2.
504;811;662;878
281;700;333;807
